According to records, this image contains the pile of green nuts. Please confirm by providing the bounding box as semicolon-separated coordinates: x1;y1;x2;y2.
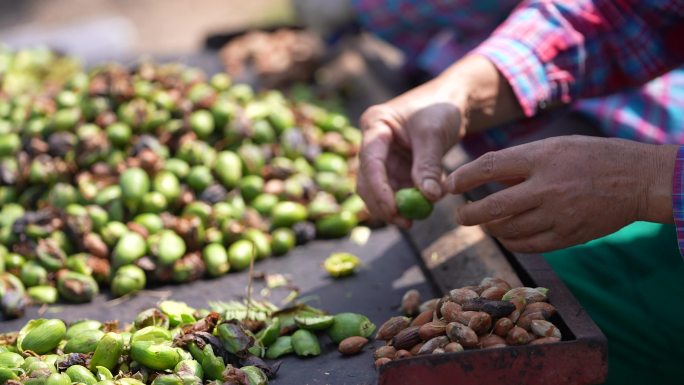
0;46;81;97
372;278;562;367
0;52;372;317
0;299;375;385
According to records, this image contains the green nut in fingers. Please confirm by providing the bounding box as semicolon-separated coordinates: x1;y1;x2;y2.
395;187;433;220
130;341;183;371
17;318;66;354
291;329;320;357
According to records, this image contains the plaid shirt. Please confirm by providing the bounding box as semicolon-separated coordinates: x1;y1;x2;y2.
353;0;684;255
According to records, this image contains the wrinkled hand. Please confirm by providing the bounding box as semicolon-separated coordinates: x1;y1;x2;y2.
357;80;466;227
292;0;355;35
445;136;676;253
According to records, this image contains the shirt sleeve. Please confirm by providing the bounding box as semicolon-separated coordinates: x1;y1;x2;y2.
473;0;684;117
672;146;684;258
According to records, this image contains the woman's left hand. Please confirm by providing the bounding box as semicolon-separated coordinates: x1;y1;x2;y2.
445;136;677;253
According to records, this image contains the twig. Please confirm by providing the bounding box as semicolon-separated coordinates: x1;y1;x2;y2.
245;244;256;321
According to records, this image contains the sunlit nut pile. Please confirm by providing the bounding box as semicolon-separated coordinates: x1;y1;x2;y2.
0;298;376;384
373;278;561;367
0;47;372;318
220;29;325;89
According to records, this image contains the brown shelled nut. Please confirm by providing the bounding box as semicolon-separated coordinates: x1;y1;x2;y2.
391;326;422;350
376;316;411;341
445;322;478;348
374;346;397;360
494;318;514;337
401;289;421;315
418;320;447;341
480;334;507;349
481;286;507;300
375;357;392;368
443;342;464;353
411;309;434;327
506;326;532;345
440;301;462;323
418;336;449;355
339;336;368;356
395;349;412;359
449;288;479;305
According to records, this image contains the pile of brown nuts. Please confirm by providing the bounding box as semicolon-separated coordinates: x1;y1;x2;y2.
373;277;562;367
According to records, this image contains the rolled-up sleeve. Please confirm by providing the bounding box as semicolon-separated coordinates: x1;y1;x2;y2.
473;0;684;117
673;146;684;257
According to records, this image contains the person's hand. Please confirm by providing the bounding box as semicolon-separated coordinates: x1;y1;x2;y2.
445;136;677;253
292;0;355;36
356;74;467;227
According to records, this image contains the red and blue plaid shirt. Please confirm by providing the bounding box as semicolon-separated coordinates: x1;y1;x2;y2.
353;0;684;255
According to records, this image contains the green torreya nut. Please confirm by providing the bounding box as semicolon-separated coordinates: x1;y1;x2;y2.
134;308;170;329
237;143;265;176
251;193;279;216
265;336;293;359
101;221;128;247
314;152;348;175
227;240;256;271
243;229;271;260
140;191;168;213
239;175;264;202
111;265;146;297
251;119;275;144
0;133;20;156
189;110;215;139
202;243;229;277
152;171;181;203
327;313;376;344
271;201;308;228
90;332;123;371
48;183;78;209
324;252;361;278
112;232;147;267
66;365;97;385
134;213;164;234
187;165;214;192
66;320;102;340
20;262;48;287
395;187;433;220
151;374;183;385
57;271;99;303
17;318;66;354
120;167;150;208
214;151;242;189
341;194;367;216
0;367;19;382
241;366;268;385
63;329;104;353
291;329;321;357
65;254;92;275
271;228;295;256
164;158;190;179
46;372;71;385
27;285;58;304
316;111;348;132
86;205;109;232
154;230;186;266
0;351;24;367
106;122;132;147
308;192;341;220
130;341;183;371
52;107;81;132
175;359;204;380
315;211;357;238
131;326;172;344
95;366;114;381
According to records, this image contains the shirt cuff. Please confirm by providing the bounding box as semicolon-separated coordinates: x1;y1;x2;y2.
672;145;684;258
473;36;554;118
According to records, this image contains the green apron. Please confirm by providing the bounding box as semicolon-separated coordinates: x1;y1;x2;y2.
544;222;684;385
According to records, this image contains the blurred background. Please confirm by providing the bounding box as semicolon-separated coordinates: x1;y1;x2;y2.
0;0;294;63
